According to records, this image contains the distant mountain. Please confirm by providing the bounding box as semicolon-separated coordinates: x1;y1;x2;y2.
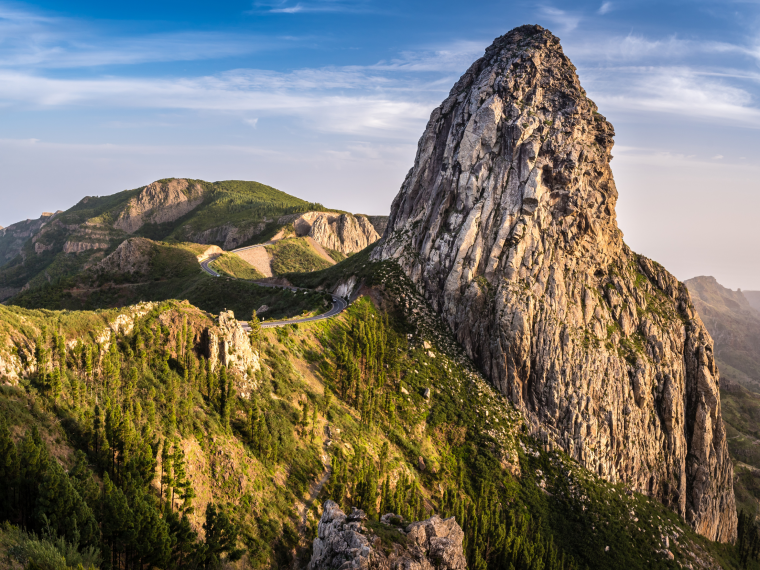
684;276;760;391
0;178;387;305
685;276;760;519
743;290;760;313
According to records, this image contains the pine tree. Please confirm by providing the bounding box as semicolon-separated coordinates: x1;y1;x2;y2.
249;310;262;355
160;440;174;504
0;418;18;520
200;503;244;569
219;366;230;430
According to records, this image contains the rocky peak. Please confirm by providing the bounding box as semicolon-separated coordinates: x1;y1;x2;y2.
373;25;736;542
282;211;382;255
308;501;467;570
95;237;153;275
114;178;205;234
204;310;260;398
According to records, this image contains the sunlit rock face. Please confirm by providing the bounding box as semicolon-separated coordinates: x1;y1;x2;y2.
373;24;736;542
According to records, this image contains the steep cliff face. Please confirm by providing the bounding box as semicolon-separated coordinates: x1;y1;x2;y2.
373;24;736;542
0;212;56;265
283;211;380;255
308;502;467;570
95;237;153;275
204;310;261;398
114;179;205;234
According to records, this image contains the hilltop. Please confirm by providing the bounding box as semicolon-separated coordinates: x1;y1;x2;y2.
0;179;386;310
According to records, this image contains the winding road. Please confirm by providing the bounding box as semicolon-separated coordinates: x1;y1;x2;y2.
199;248;348;329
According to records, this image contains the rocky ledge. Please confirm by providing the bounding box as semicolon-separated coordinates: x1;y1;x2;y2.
308;501;467;570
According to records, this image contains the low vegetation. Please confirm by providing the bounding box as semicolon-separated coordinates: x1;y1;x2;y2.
0;258;753;570
210;253;266;281
266;238;332;275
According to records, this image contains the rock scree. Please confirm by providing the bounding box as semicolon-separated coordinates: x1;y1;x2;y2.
307;501;467;570
372;24;736;542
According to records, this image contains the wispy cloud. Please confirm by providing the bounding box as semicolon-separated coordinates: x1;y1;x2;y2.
0;3;287;69
251;0;371;14
539;6;581;32
0;67;437;137
586;66;760;127
598;2;613;14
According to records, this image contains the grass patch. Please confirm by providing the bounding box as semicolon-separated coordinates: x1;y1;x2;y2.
266;238;332;275
211;253;266;280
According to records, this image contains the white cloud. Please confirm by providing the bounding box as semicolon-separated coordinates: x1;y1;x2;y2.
712;154;724;159
0;68;436;138
245;118;259;128
586;66;760;127
0;3;289;69
539;6;581;32
598;2;613;14
252;0;370;14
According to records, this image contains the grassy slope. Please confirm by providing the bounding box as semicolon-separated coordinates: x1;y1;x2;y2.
0;261;746;570
8;240;327;321
266;238;332;275
0;179;331;304
210;253;266;281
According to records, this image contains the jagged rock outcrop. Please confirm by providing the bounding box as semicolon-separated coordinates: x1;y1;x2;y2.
310;214;379;255
373;25;736;542
308;501;467;570
62;240;109;254
114;179;205;234
95;237;153;274
204;310;261;398
283;211;380;255
187;222;268;250
0;213;55;264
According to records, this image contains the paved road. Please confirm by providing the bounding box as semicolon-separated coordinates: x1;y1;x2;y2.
199;251;347;329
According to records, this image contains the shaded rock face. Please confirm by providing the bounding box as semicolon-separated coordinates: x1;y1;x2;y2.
114;179;205;234
685;276;760;391
308;501;467;570
188;222;268;250
0;214;53;265
373;25;736;542
366;216;390;238
95;237;153;275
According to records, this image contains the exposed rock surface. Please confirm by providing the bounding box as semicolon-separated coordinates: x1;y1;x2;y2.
373;25;736;541
310;214;379;255
62;240;109;254
204;310;261;398
284;212;381;255
188;222;267;250
0;214;54;264
95;237;153;274
114;179;205;234
366;216;389;237
308;501;466;570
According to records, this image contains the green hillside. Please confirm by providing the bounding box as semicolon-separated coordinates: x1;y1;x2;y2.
8;239;327;321
0;256;751;570
0;178;332;306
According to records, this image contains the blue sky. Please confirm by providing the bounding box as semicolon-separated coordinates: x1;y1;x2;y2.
2;0;760;288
